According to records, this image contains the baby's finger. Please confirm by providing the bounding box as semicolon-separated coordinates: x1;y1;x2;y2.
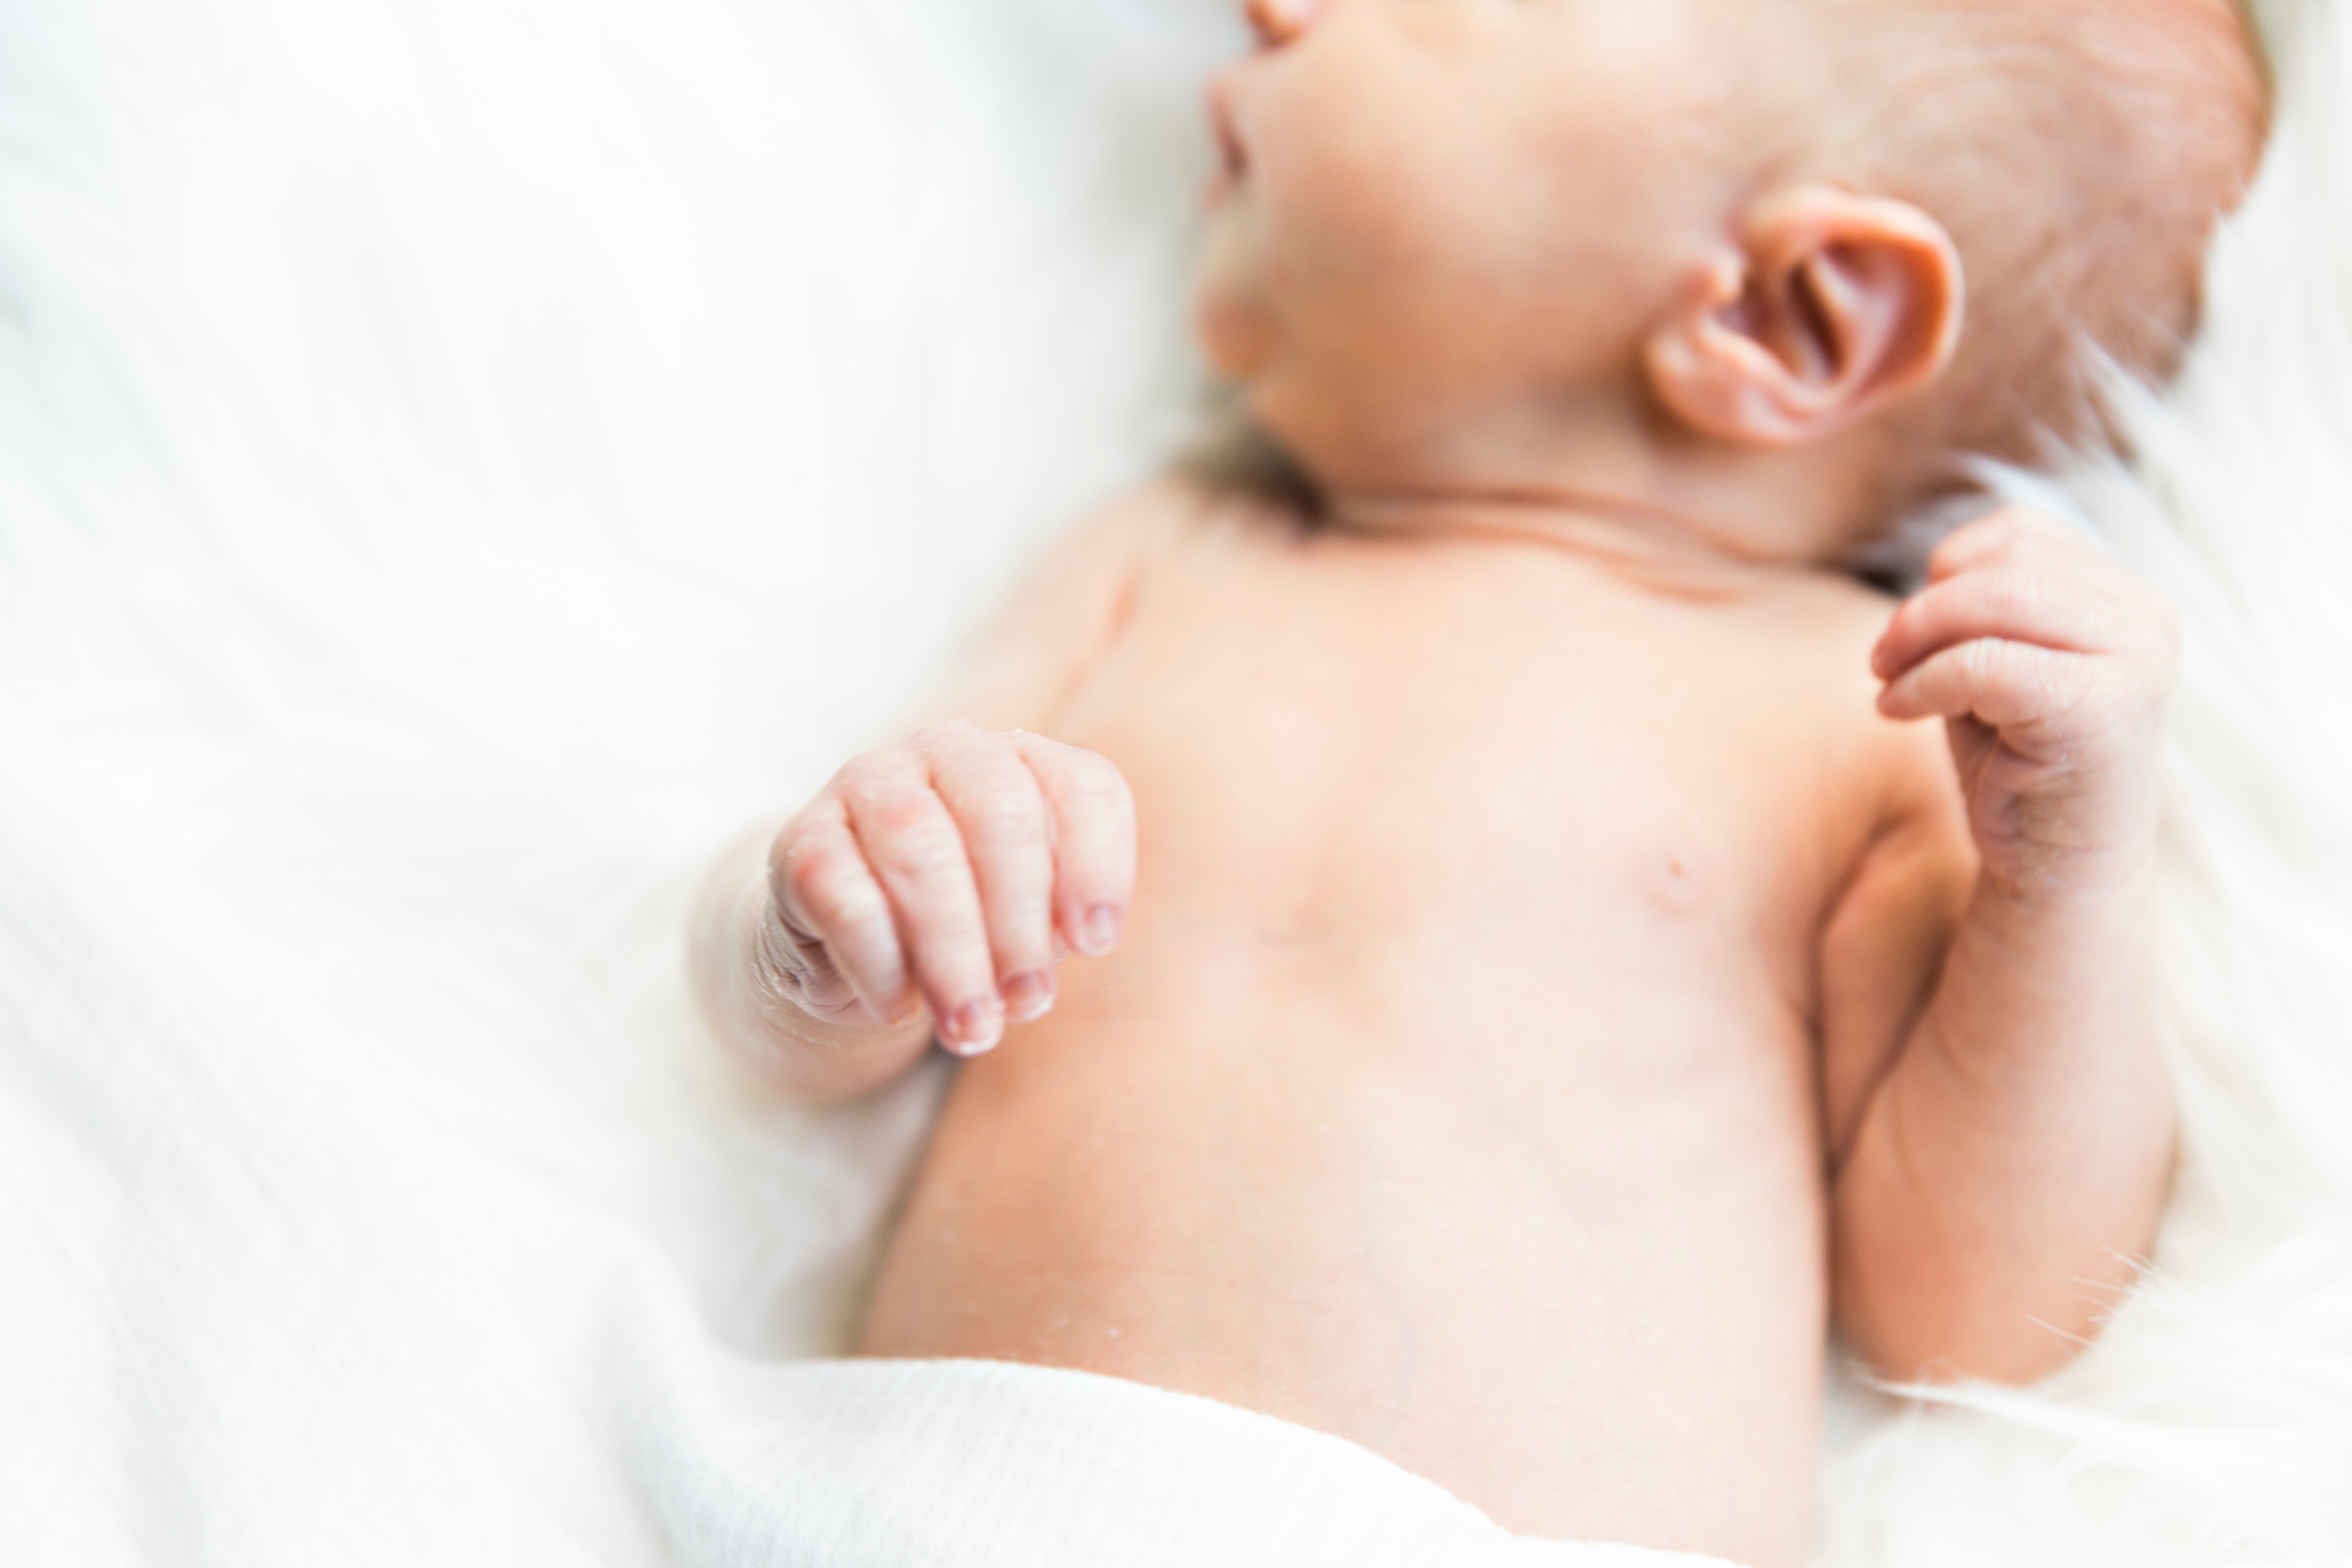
1923;505;2076;584
1016;733;1137;958
1873;561;2137;681
771;805;911;1026
1877;637;2099;731
839;754;1006;1056
919;724;1062;1026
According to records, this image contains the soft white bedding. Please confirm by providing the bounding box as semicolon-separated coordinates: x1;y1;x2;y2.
0;0;2346;1564
649;1354;1737;1568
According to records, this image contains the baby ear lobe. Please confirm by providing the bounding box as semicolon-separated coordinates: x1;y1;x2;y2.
1643;186;1965;448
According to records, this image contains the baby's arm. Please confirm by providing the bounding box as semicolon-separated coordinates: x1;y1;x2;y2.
1822;506;2179;1385
690;486;1176;1102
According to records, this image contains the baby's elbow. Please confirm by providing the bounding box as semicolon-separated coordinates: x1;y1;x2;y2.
1833;1256;2111;1390
1839;1308;2091;1390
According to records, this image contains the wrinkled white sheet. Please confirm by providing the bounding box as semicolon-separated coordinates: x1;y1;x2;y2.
649;1354;1740;1568
1;0;2348;1564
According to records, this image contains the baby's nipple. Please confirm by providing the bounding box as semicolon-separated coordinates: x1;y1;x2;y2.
1649;853;1706;918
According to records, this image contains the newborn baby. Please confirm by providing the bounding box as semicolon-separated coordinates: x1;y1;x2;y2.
695;2;2266;1562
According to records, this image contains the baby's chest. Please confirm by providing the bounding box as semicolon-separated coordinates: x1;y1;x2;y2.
1058;552;1873;1002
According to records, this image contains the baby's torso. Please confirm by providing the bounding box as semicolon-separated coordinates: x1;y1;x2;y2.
861;500;1910;1565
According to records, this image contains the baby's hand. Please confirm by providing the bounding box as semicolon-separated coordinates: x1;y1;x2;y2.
764;723;1136;1056
1872;507;2178;902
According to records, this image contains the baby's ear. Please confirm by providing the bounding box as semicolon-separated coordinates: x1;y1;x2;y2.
1643;186;1964;448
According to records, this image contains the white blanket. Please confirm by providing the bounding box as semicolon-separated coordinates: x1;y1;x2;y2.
1;0;2348;1564
649;1353;1734;1568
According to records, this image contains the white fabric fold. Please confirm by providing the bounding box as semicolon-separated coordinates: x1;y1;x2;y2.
642;1352;1742;1568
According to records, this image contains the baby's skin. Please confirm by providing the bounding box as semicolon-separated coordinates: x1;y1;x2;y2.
695;1;2249;1561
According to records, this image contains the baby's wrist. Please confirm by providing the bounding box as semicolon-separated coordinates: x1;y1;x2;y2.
1965;845;2159;959
1973;763;2164;903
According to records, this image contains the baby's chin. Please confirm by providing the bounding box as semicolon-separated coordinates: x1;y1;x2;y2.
1194;307;1272;388
1193;216;1278;380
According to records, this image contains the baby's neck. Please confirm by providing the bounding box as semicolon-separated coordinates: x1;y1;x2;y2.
1312;482;1843;599
1265;383;1891;582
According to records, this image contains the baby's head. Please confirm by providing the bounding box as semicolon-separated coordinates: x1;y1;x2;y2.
1197;0;2268;561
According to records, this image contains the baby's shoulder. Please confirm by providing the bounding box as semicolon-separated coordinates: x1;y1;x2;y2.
1724;568;1902;709
1748;563;1900;644
1087;471;1302;554
1737;567;1969;834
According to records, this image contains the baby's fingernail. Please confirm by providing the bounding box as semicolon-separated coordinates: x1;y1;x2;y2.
941;996;1004;1056
1002;971;1056;1024
1080;904;1123;957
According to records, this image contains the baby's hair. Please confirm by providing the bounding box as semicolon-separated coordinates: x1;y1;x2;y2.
1797;0;2272;477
